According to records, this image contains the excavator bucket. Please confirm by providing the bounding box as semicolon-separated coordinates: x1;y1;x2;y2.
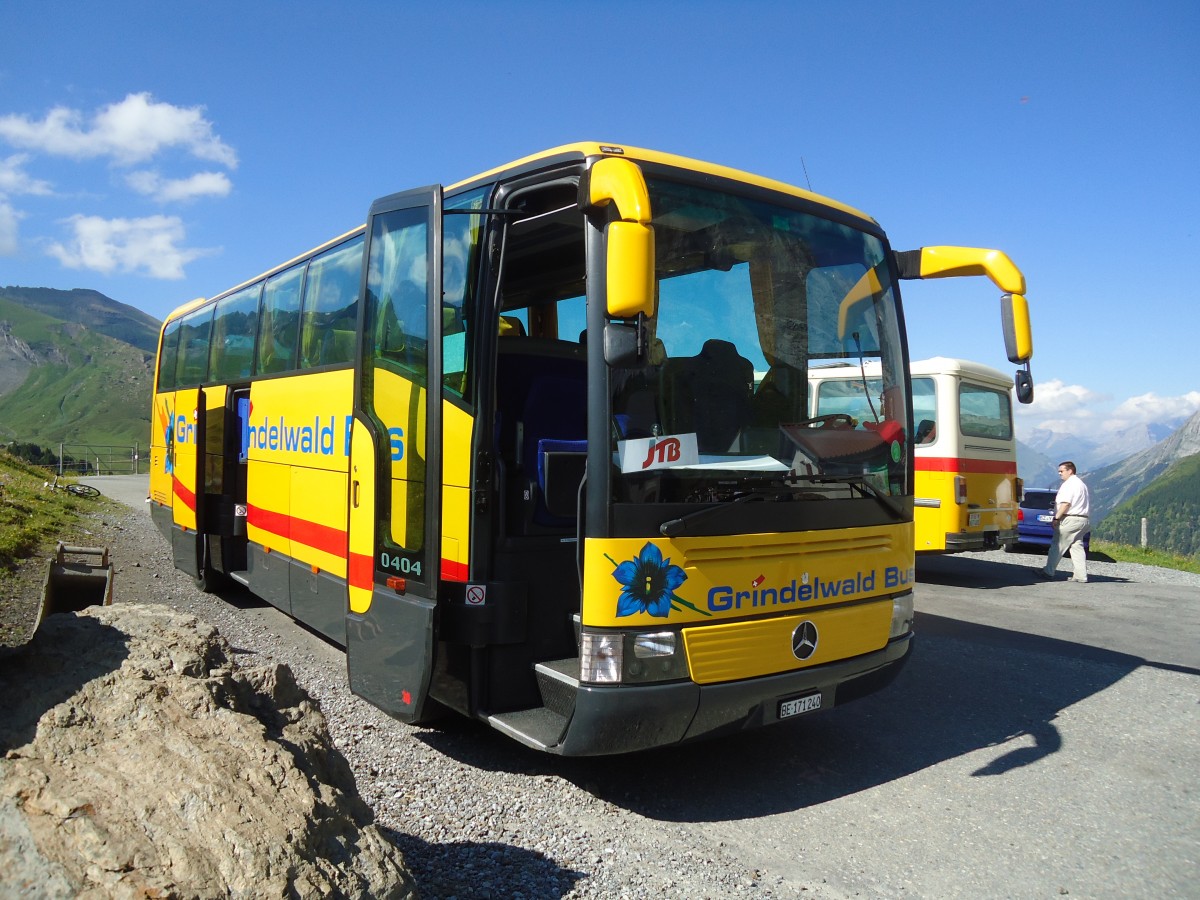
36;543;113;631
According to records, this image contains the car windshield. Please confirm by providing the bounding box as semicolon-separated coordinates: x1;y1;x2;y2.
610;177;908;505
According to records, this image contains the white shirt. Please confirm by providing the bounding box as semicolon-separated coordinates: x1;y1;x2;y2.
1056;473;1090;518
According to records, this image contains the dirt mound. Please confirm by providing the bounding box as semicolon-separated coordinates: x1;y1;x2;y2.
0;603;416;899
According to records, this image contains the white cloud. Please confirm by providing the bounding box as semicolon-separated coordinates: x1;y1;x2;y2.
0;199;20;255
0;153;53;196
0;93;237;168
126;170;233;202
46;214;215;279
1022;378;1107;416
1109;391;1200;428
1013;379;1109;439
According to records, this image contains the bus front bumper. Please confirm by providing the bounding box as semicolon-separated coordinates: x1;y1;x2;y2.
943;527;1016;552
554;633;913;756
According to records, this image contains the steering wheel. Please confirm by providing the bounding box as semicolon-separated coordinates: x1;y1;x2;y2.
794;414;855;430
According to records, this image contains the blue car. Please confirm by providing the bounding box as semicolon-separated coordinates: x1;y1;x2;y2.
1016;488;1090;551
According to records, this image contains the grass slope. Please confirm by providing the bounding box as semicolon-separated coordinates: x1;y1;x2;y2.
1094;453;1200;558
0;296;153;448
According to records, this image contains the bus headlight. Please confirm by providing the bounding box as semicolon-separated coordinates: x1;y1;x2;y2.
890;592;915;639
580;629;689;684
580;632;622;684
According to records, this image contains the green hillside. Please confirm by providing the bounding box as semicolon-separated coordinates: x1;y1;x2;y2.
1094;453;1200;558
0;295;153;449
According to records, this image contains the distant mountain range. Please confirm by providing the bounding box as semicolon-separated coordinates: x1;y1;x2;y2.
0;286;158;449
1085;409;1200;523
1017;419;1186;488
0;286;160;353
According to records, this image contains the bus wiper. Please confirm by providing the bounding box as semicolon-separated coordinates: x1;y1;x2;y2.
816;474;906;520
659;488;798;537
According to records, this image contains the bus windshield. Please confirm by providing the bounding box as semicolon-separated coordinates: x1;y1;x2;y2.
611;177;908;503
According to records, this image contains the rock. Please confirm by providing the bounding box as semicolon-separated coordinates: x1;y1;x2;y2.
0;604;417;899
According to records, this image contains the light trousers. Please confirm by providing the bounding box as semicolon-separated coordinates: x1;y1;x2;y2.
1045;515;1089;581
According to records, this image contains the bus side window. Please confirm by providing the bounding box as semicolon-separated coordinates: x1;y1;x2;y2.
257;264;304;375
157;319;181;391
912;377;937;443
209;283;262;382
300;235;364;369
175;305;215;386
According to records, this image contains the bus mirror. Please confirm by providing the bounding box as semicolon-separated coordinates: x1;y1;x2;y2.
1015;366;1034;404
584;157;656;320
1000;292;1033;363
899;246;1027;296
606;220;655;319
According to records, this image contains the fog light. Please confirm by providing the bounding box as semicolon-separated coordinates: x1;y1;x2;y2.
580;632;622;684
890;592;914;638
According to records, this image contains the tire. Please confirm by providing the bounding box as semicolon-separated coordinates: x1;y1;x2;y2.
194;535;229;593
67;483;101;498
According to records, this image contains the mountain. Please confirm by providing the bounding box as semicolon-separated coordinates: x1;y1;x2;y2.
1016;439;1058;490
0;286;160;354
1093;452;1200;557
1022;422;1176;473
1087;410;1200;523
0;292;155;450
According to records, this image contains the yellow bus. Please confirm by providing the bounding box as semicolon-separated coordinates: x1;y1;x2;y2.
150;142;1034;755
808;357;1023;554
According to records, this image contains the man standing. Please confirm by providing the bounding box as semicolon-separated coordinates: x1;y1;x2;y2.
1038;461;1091;582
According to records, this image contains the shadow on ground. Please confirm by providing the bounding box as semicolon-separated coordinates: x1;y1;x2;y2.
417;613;1141;823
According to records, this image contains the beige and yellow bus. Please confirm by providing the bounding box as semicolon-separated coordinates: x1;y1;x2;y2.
808;357;1023;554
150;143;1033;755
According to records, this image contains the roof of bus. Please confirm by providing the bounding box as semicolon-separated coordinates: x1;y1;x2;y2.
163;142;878;325
447;142;876;222
811;356;1013;386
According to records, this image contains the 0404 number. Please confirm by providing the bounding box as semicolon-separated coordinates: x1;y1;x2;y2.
380;552;422;577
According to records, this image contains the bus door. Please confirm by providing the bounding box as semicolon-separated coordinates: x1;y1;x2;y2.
186;384;245;590
169;386;204;580
346;186;444;724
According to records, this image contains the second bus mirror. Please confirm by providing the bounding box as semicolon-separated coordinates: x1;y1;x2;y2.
606;221;655;320
1015;367;1034;404
604;318;649;368
1000;292;1033;364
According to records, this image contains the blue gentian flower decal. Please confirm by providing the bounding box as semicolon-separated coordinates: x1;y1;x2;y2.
606;542;710;618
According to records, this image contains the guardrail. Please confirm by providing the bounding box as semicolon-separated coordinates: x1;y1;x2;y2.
4;442;146;475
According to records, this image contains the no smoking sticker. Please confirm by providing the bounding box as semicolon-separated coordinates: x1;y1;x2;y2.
465;584;487;606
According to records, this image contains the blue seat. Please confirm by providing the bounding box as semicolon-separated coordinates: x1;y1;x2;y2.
520;377;587;526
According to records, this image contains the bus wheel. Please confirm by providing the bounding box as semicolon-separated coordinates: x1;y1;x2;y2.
194;536;229;593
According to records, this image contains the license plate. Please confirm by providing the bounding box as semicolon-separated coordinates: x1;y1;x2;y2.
968;512;981;526
779;692;822;719
1037;514;1053;523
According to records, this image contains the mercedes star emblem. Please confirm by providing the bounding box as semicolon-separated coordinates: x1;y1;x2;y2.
792;621;819;660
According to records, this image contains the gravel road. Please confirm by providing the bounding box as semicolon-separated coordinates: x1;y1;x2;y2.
15;486;817;898
9;480;1200;898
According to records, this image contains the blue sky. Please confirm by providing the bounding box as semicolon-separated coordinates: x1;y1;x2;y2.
1;1;1197;442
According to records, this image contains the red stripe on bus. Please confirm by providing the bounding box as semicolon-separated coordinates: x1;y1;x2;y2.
441;558;469;582
247;504;346;557
349;552;374;590
172;475;196;512
915;457;1018;474
246;509;468;587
